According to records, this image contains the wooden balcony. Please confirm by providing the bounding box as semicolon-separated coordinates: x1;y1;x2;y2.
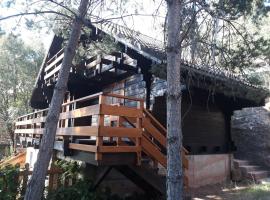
15;93;189;187
44;49;138;86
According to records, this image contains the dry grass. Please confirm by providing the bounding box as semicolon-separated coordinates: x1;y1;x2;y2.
234;183;270;200
187;182;270;200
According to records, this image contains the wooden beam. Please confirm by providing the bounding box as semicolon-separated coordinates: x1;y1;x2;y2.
96;95;105;160
15;129;43;134
143;118;166;148
15;116;46;126
59;104;100;119
141;136;167;168
15;126;99;136
182;154;189;170
46;48;64;65
44;64;61;80
100;104;142;118
99;126;141;137
44;53;64;72
99;146;140;153
104;93;144;102
143;108;166;134
69;143;98;152
56;127;99;136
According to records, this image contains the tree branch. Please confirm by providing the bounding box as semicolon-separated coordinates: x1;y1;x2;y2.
0;11;73;21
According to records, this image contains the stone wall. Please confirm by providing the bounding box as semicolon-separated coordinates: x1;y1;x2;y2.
231;106;270;167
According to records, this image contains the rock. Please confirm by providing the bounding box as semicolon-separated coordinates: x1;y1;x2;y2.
231;106;270;168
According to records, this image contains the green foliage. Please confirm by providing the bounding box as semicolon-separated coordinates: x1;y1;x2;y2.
0;34;44;142
151;63;166;80
234;183;270;200
222;33;270;72
47;179;154;200
213;0;267;20
73;35;121;66
54;160;81;183
47;179;114;200
0;164;20;200
246;73;264;85
48;160;156;200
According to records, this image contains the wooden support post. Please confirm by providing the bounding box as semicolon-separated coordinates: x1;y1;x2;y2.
21;163;29;196
63;136;71;156
64;92;71;128
116;116;123;146
109;116;114;143
64;177;69;187
136;100;144;166
48;152;56;192
48;173;54;193
96;95;105;160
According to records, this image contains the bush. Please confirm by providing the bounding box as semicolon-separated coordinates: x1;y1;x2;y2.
0;164;20;200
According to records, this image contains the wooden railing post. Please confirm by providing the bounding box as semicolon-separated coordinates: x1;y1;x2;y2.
21;163;29;197
96;95;105;160
62;92;72;156
116;116;123;146
48;153;57;193
136;100;144;166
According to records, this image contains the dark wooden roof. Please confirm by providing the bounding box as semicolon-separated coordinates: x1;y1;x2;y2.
95;22;269;104
30;22;269;108
98;22;265;89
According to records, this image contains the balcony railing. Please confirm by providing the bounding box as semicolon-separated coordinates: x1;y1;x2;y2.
15;92;189;186
43;49;138;85
15;93;144;162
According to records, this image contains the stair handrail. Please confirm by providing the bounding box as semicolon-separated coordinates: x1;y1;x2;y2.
143;108;188;154
143;108;166;135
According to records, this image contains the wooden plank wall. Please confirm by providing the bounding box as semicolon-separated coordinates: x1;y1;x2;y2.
151;94;229;155
103;74;146;107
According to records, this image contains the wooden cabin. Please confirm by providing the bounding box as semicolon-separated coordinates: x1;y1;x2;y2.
14;22;268;195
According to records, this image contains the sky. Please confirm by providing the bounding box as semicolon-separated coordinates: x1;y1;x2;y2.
0;0;166;51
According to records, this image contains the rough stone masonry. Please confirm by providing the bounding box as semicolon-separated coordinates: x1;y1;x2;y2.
231;103;270;168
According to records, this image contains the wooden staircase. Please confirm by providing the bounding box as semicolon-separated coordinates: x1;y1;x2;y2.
15;92;189;194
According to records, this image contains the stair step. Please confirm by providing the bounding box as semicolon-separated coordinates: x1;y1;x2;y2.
247;171;269;181
234;159;250;168
239;165;261;174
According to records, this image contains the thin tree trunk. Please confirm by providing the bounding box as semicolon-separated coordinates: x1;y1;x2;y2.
166;0;183;200
24;0;89;199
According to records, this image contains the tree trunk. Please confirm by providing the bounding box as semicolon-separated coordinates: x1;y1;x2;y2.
166;0;183;200
24;0;89;199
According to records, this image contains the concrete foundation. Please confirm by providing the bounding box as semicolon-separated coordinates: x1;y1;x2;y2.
186;154;231;188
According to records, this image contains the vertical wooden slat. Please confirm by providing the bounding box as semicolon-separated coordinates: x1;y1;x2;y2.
136;100;144;165
116;116;124;146
49;153;57;192
64;177;69;187
96;95;105;160
21;163;29;197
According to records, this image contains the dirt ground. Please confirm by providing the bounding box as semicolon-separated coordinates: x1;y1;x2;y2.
186;181;270;200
